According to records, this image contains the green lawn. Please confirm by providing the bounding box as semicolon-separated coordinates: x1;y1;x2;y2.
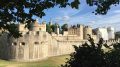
0;55;69;67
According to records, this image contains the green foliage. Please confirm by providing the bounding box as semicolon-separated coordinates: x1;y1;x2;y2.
86;0;120;15
61;36;120;67
46;24;53;34
51;24;57;32
104;43;120;67
61;24;68;34
46;22;63;34
46;23;58;34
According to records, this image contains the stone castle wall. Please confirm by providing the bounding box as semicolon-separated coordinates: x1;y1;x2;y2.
0;33;10;60
0;31;120;61
0;23;117;61
0;31;86;61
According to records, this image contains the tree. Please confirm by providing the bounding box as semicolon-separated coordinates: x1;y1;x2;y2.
46;24;53;34
61;24;68;34
86;0;120;15
46;23;59;34
104;43;120;67
61;36;120;67
0;0;119;38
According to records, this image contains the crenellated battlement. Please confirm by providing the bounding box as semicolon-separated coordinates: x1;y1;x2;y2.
104;38;120;45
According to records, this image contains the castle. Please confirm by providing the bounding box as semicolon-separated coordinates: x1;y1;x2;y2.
0;20;118;61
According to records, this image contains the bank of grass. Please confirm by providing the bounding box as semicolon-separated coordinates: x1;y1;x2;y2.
0;55;69;67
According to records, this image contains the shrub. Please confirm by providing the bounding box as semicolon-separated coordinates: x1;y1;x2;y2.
61;35;120;67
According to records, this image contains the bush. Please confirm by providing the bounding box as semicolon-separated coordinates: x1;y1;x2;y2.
61;35;120;67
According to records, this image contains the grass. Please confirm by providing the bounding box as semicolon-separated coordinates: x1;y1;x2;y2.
0;55;69;67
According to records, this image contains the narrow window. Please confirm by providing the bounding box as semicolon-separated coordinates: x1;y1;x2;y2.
26;32;29;34
36;31;39;35
34;42;39;45
12;42;17;46
20;42;25;46
39;28;41;30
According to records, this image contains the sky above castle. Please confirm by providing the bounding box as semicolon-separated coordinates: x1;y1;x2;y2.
35;0;120;31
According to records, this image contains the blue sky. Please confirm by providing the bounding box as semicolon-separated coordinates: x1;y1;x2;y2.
37;0;120;31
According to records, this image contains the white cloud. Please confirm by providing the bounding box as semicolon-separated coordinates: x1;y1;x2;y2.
54;17;62;20
98;14;120;24
53;15;71;25
63;15;70;21
89;21;96;24
54;15;70;21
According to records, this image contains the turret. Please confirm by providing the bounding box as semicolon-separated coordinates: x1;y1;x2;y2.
77;24;84;40
40;21;46;32
18;23;28;32
29;19;40;31
83;26;92;39
56;24;59;35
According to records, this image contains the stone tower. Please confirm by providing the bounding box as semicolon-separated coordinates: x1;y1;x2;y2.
83;26;92;39
55;24;59;35
29;20;46;32
32;19;40;31
77;24;84;40
40;21;46;32
18;23;28;32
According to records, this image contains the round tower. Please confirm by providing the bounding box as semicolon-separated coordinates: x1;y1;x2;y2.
83;26;92;39
77;24;84;40
41;21;46;32
18;24;26;32
31;19;40;31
